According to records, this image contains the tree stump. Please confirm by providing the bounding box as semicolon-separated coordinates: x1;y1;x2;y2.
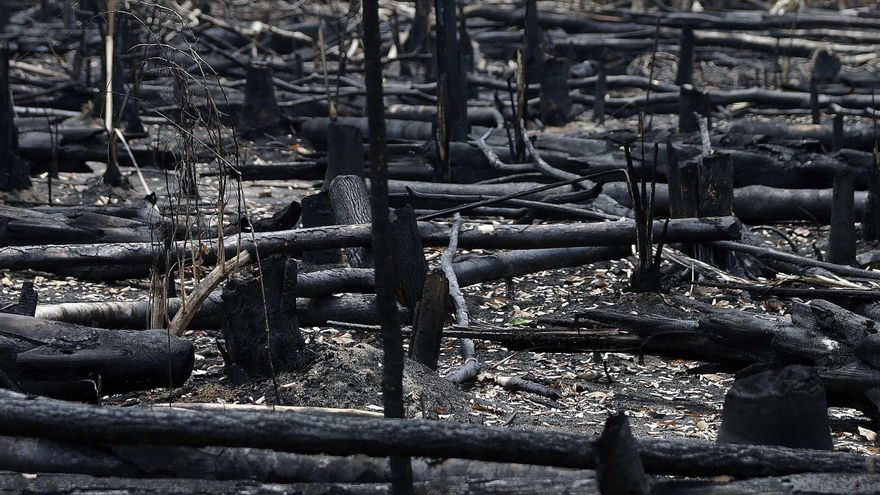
238;62;281;136
717;364;833;450
221;255;305;378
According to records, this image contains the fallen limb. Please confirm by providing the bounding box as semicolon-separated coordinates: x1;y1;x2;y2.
0;217;740;271
0;389;875;478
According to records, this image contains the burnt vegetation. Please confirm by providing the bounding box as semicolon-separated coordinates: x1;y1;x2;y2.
2;0;880;493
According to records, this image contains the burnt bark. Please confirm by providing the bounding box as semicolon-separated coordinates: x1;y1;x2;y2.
220;255;305;378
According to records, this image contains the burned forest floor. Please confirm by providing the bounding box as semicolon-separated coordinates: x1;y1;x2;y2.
2;139;877;456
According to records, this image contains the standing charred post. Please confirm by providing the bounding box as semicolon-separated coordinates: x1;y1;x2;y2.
434;0;468;181
0;43;29;191
675;28;695;86
362;0;414;490
299;192;342;264
593;57;606;124
810;48;841;125
864;152;880;241
678;84;701;133
832;112;844;153
830;170;856;266
523;0;544;85
409;270;448;371
389;206;429;313
101;0;126;188
539;57;572;127
665;139;684;218
697;152;734;265
323;123;365;186
239;62;281;136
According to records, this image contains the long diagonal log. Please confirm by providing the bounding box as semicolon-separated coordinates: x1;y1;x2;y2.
0;217;739;271
0;389;874;478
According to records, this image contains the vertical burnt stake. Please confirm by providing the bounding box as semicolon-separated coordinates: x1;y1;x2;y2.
864;153;880;241
698;152;734;218
238;62;281;137
678;83;700;133
458;5;476;99
665;138;684;218
832;112;844;152
434;0;468;153
830;171;856;265
523;0;544;85
328;175;373;268
697;152;733;265
675;28;695;86
324;123;365;186
593;58;606;124
594;413;650;495
405;0;431;58
409;270;448;371
809;75;821;124
539;57;571;126
362;0;414;489
299;192;342;264
389;205;429;313
0;43;29;191
679;160;700;219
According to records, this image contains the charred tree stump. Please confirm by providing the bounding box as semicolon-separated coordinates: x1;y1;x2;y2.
864;157;880;241
697;153;734;266
717;364;833;450
830;171;856;266
220;255;305;379
675;28;695;86
678;84;701;133
539;57;572;126
698;153;734;218
329;175;374;268
594;413;649;495
238;62;281;136
0;43;29;191
389;206;429;312
408;270;448;371
299;192;342;264
323;123;365;187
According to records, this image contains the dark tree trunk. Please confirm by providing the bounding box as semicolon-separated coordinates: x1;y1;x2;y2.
324;123;365;187
299;192;342;264
328;175;374;268
0;43;30;191
238;62;281;136
408;270;448;370
220;255;305;378
830;172;856;266
389;206;429;312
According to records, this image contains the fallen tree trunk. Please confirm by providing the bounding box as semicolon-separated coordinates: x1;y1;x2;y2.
0;216;740;271
0;389;874;478
0;435;593;484
0;314;193;399
35;246;629;329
